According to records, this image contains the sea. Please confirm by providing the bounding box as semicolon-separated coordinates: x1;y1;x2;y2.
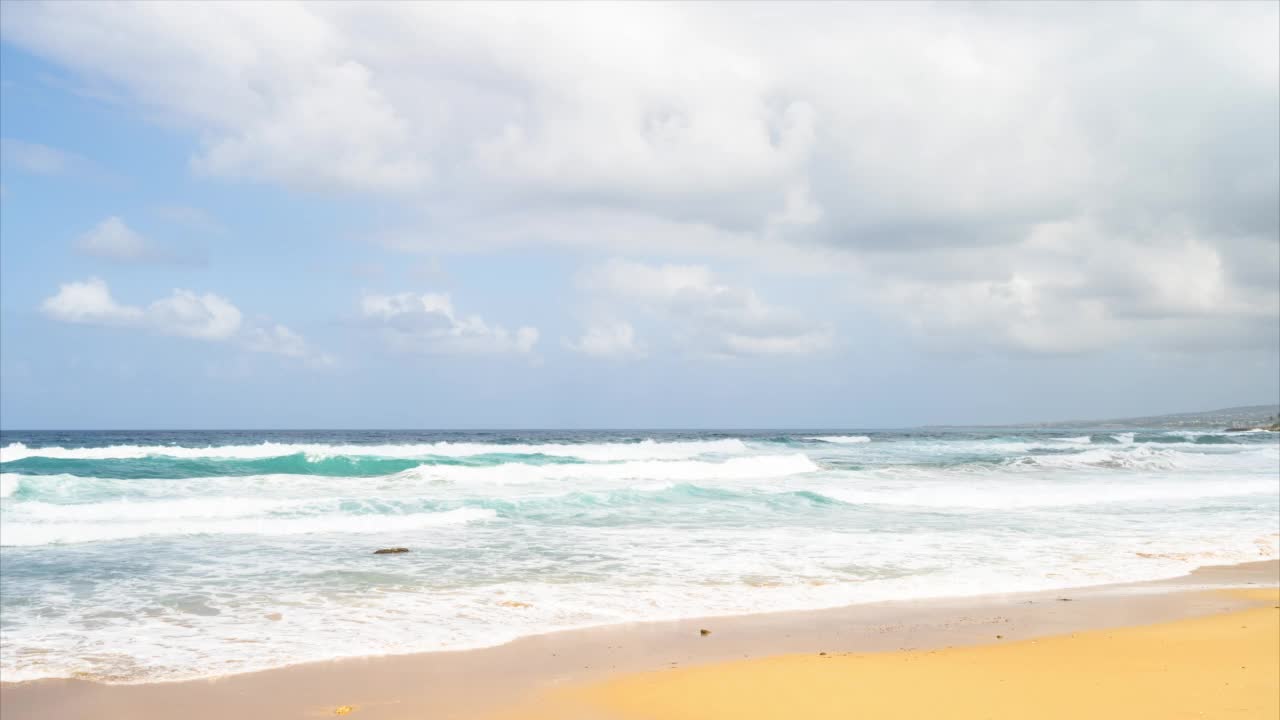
1;428;1276;683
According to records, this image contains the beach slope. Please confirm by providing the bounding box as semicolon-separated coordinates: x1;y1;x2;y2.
503;587;1280;720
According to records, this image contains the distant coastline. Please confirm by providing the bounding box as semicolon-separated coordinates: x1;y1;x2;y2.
919;404;1280;432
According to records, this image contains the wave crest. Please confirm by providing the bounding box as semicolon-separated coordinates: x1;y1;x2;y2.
807;436;871;444
0;439;749;463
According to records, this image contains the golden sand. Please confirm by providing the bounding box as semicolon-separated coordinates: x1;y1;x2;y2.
499;589;1280;720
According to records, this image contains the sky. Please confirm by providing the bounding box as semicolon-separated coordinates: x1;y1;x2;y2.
0;1;1277;430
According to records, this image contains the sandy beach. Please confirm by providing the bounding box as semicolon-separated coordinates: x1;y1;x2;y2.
2;559;1276;720
501;585;1280;720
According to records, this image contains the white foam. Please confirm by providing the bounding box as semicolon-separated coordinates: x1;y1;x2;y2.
820;476;1277;510
1005;445;1209;472
396;454;819;485
8;496;310;522
0;439;749;463
3;520;1274;683
0;454;821;505
1;507;495;546
0;473;19;498
808;435;871;444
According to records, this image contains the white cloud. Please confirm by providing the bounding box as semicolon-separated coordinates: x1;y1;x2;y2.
578;260;831;358
74;216;150;261
8;3;1271;222
42;278;240;340
244;323;336;367
41;278;332;364
40;277;142;326
4;3;1276;355
0;138;84;175
565;321;642;358
360;291;538;355
73;216;204;266
145;289;242;341
871;219;1280;354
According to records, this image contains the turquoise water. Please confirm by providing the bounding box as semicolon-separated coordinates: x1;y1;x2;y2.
1;429;1277;682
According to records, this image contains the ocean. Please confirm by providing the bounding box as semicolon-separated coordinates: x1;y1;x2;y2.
1;428;1276;683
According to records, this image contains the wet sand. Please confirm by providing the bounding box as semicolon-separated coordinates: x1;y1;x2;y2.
2;560;1276;719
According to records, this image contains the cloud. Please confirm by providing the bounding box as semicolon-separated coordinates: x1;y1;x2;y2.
75;216;149;260
5;3;1276;355
145;289;242;341
73;216;205;266
565;321;643;359
42;278;239;339
244;323;336;367
0;138;86;175
40;277;144;326
360;291;538;355
578;260;831;358
41;278;331;364
870;219;1280;354
153;205;225;234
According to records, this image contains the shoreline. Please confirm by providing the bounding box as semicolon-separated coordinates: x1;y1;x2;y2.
2;559;1276;719
5;555;1271;687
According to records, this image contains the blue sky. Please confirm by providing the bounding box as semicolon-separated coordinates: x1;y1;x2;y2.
1;2;1277;429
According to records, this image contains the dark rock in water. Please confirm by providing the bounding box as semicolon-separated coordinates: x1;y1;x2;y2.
699;628;711;636
373;547;409;554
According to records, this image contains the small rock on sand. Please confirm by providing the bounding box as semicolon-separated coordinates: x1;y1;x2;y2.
699;628;711;636
333;705;354;715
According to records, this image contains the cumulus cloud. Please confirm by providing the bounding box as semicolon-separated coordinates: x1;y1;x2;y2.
578;260;831;358
40;277;144;327
5;2;1276;355
142;289;242;341
565;321;643;359
360;291;538;355
41;278;330;364
42;278;239;339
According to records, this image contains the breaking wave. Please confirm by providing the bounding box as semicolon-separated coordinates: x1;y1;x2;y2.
0;438;749;463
